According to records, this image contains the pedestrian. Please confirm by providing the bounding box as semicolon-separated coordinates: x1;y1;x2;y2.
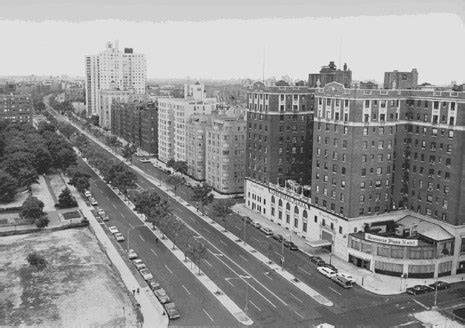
162;311;166;316
132;289;135;295
155;237;159;243
137;288;140;294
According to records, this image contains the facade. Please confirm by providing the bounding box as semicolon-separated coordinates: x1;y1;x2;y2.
85;41;146;120
205;108;247;194
99;89;146;129
384;69;418;89
64;86;84;102
0;83;33;123
157;83;217;163
111;100;158;155
308;61;352;88
245;81;315;187
246;81;465;278
186;114;209;181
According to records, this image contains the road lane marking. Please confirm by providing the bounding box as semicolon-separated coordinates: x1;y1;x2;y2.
252;237;260;243
165;265;173;274
264;272;273;280
298;267;312;276
239;254;248;262
249;300;261;312
289;292;303;303
202;309;214;322
225;279;234;287
150;248;158;256
112;204;117;209
182;285;191;295
328;287;342;295
274;251;282;257
139;235;145;242
294;310;304;319
128;222;134;229
203;227;210;233
412;298;429;310
220;240;228;247
203;259;213;267
106;196;111;201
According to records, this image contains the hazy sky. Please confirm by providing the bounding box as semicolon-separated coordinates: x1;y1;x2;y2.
0;1;464;84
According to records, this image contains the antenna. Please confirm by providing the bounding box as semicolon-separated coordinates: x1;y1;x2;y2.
338;37;342;69
262;47;265;83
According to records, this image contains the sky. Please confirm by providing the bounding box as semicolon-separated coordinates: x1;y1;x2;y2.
0;0;464;84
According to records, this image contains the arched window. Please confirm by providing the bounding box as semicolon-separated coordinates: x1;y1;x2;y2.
286;202;291;210
278;199;283;207
271;196;275;203
303;210;308;218
294;206;299;214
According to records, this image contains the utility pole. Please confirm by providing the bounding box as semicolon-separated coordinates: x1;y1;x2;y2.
243;217;247;245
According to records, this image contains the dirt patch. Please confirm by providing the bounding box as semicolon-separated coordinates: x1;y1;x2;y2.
61;211;81;220
0;229;137;327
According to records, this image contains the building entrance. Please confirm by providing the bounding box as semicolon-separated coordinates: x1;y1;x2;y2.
349;254;370;270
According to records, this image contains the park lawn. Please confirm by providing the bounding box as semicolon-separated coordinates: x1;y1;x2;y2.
0;228;137;327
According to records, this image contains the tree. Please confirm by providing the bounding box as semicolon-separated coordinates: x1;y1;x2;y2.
33;101;46;112
147;199;171;232
211;199;233;231
1;152;38;189
31;146;53;175
0;170;17;203
68;169;90;193
35;216;50;229
188;241;208;275
191;183;214;214
134;190;161;217
57;122;76;139
166;175;185;195
173;161;188;175
20;196;45;223
106;135;122;151
105;163;137;194
54;147;77;170
26;252;48;272
57;188;77;208
121;143;137;162
37;121;57;135
166;159;176;168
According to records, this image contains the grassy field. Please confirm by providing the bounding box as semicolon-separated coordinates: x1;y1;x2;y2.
0;228;138;327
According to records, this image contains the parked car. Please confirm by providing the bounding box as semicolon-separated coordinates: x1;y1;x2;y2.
337;272;355;283
90;197;98;206
101;214;110;222
310;256;323;264
133;259;146;270
245;217;253;224
84;190;92;198
332;275;354;289
317;266;337;278
164;302;180;319
324;264;338;273
97;209;105;217
148;280;161;291
139;158;151;163
284;240;299;251
139;268;153;281
407;285;431;295
428;281;451;291
115;233;125;242
316;260;326;266
252;222;262;229
272;233;284;242
108;226;119;234
127;249;137;259
154;288;171;303
260;226;273;235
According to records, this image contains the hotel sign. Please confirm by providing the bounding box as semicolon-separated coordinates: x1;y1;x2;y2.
365;234;418;247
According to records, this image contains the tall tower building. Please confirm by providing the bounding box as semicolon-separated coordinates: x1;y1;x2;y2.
85;41;146;121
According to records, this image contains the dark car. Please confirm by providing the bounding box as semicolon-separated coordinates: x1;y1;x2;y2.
428;281;451;291
310;256;323;264
283;240;299;251
272;234;284;242
407;285;431;295
324;264;338;272
242;216;253;224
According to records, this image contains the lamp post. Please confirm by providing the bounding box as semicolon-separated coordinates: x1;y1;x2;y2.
243;216;247;245
226;275;251;315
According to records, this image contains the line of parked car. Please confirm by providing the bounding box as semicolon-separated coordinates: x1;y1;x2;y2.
406;281;451;295
310;255;355;289
85;189;180;320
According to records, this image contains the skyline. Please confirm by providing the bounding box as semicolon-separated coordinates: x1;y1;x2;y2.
0;10;464;84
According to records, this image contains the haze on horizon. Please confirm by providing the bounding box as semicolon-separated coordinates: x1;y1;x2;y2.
0;0;464;85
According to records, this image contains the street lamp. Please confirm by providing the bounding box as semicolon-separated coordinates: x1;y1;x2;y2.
280;232;293;270
243;217;247;245
226;275;251;315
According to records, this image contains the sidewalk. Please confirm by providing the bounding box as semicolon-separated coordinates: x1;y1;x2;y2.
66;178;168;328
233;203;465;295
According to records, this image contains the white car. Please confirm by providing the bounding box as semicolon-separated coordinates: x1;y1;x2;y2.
97;209;106;217
154;288;170;303
139;158;151;163
139;268;153;281
109;226;119;234
317;266;337;278
90;197;98;206
128;249;138;259
337;272;355;283
133;259;146;270
84;190;92;198
115;233;125;242
260;226;273;235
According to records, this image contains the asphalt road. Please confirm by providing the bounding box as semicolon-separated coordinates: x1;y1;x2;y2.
46;105;465;328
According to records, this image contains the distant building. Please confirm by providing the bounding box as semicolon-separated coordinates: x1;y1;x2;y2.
359;81;378;89
111;100;158;155
308;61;352;88
157;83;217;163
384;69;418;89
99;89;147;129
85;41;146;120
0;83;33;123
64;86;84;102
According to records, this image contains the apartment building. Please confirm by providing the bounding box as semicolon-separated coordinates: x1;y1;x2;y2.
186;114;209;181
111;100;158;155
85;41;146;120
0;83;33;123
99;89;146;129
157;83;217;163
308;61;352;88
384;69;418;89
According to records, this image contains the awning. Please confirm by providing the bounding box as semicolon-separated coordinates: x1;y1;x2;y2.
305;239;332;248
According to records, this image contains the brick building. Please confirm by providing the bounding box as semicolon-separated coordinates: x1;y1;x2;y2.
384;69;418;89
0;83;33;123
186;114;209;181
111;100;158;155
308;61;352;88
